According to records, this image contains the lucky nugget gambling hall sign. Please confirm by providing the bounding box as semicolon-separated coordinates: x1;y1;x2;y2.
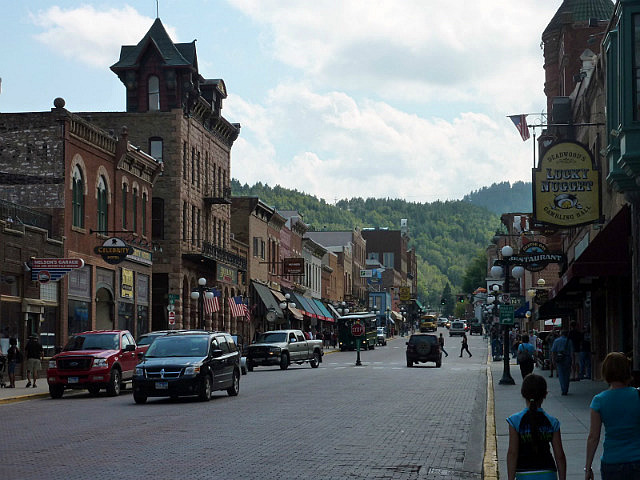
533;140;601;228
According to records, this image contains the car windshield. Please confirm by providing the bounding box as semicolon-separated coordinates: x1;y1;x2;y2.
145;336;209;358
64;333;119;351
137;335;160;346
257;332;287;343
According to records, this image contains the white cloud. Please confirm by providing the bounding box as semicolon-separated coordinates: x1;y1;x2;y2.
29;5;178;68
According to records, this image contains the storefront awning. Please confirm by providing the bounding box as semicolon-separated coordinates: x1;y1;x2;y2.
549;206;630;302
312;298;334;322
414;299;424;310
252;282;283;319
291;293;317;319
270;288;303;320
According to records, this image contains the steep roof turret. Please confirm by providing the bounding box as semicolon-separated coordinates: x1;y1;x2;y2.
543;0;614;38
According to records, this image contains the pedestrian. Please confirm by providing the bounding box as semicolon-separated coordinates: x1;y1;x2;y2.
517;334;536;380
459;332;472;358
25;334;43;388
438;333;448;357
551;330;573;395
6;337;21;388
568;321;583;381
506;373;567;480
584;352;640;479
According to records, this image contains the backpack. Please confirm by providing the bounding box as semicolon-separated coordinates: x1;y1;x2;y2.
517;345;533;364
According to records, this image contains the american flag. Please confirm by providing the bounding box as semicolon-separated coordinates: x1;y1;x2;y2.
204;289;220;314
509;114;530;141
228;296;247;318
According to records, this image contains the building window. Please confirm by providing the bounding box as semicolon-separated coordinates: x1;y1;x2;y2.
142;192;148;236
149;138;163;164
122;183;128;229
182;202;187;242
383;252;394;269
97;175;108;232
148;75;160;111
132;187;138;232
72;166;84;228
151;197;163;240
368;252;379;262
261;239;266;259
183;142;188;180
191;205;196;245
634;14;640;121
197;151;201;189
253;237;259;257
191;148;195;185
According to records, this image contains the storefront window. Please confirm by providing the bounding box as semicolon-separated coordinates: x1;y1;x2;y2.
137;306;149;337
41;306;58;356
118;302;134;333
0;274;20;296
68;300;90;335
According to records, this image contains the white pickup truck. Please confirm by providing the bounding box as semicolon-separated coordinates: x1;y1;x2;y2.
247;330;324;371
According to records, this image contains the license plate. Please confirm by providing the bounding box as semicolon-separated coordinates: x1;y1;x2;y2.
155;381;168;390
68;377;79;384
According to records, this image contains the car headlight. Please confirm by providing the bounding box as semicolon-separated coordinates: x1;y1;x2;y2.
48;360;56;368
93;358;108;368
183;365;201;376
135;366;144;377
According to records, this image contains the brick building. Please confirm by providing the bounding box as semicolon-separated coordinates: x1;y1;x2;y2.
0;101;162;347
82;18;246;333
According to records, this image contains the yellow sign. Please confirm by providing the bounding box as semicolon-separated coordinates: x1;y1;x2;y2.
533;141;601;227
399;286;411;301
121;268;134;298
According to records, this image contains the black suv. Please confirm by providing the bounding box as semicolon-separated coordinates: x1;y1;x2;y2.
132;331;240;403
406;333;442;368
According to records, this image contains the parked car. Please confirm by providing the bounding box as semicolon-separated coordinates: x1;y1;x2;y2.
137;330;186;354
132;331;240;403
406;333;442;368
469;322;483;335
47;330;142;398
231;335;248;375
449;321;466;336
376;327;387;346
247;329;323;370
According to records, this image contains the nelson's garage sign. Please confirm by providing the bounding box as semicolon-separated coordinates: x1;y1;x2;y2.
533;140;601;228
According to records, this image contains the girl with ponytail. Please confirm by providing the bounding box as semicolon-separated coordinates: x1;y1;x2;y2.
506;373;567;480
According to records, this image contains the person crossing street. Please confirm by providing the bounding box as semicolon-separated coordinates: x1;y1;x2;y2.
438;333;448;357
460;332;472;358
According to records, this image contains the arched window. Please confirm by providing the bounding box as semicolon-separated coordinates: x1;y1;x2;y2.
97;176;108;232
72;166;85;228
142;191;148;236
122;183;128;229
148;76;160;111
132;187;138;232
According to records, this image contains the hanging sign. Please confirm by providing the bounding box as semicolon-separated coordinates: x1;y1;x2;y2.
533;140;601;227
94;237;133;265
31;258;85;283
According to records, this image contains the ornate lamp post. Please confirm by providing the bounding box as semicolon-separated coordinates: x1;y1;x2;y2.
490;245;524;386
279;293;296;329
190;277;214;329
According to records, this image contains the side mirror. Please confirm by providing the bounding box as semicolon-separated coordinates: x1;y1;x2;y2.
137;352;145;360
124;344;136;352
211;349;224;358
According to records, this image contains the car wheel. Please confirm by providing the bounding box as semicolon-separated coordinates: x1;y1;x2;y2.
106;368;121;397
279;353;289;370
133;391;147;404
87;385;101;396
310;351;321;368
436;360;442;368
406;358;412;368
49;385;64;399
247;361;254;372
199;374;212;401
227;370;240;396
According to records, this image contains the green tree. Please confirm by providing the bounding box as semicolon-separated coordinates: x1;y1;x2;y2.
441;283;453;316
462;249;489;294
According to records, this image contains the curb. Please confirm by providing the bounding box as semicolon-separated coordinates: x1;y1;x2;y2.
0;391;49;405
483;351;499;480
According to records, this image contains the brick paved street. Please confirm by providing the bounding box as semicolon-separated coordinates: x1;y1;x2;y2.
0;331;487;480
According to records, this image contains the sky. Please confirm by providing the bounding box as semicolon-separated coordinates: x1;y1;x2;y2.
0;1;562;204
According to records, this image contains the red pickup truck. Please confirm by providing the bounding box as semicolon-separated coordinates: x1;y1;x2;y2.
47;330;142;399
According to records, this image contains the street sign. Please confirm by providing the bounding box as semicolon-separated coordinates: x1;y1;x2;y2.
351;322;365;336
167;305;175;312
399;287;411;301
168;294;179;305
31;258;85;283
499;305;515;325
168;311;176;325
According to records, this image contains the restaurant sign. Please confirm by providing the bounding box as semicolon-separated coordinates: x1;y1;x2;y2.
533;140;601;228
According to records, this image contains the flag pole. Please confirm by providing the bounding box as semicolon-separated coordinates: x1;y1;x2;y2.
532;129;536;168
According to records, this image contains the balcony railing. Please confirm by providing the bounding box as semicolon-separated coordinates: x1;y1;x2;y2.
0;198;52;233
201;241;247;271
203;186;232;205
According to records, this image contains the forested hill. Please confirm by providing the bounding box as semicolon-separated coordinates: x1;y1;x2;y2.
463;181;532;214
231;180;502;306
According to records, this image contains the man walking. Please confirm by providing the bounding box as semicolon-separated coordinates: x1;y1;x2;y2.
459;332;472;358
25;334;44;388
438;333;448;357
551;330;573;395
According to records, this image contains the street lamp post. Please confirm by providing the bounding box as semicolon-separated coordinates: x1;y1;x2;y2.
490;245;524;386
190;277;214;330
385;307;390;337
400;306;407;336
279;293;296;330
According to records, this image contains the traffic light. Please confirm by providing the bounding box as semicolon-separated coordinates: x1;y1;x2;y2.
457;295;465;303
441;297;446;305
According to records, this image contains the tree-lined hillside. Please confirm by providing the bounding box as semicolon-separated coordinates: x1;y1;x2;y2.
232;180;503;306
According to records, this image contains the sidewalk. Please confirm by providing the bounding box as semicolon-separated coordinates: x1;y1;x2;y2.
0;378;50;404
489;354;605;479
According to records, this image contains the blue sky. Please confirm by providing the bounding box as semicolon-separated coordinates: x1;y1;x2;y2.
1;1;561;203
